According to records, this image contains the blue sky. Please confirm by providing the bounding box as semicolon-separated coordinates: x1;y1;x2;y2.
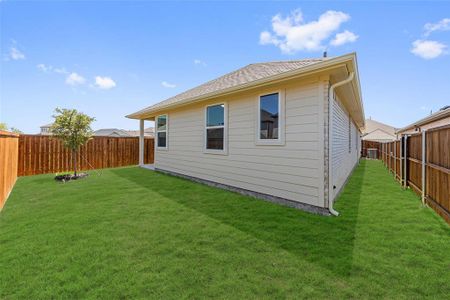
1;1;449;133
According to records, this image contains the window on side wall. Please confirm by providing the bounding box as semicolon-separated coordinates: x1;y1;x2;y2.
257;92;284;145
205;104;226;153
156;114;168;149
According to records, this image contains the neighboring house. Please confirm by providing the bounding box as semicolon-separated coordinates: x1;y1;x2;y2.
396;105;450;135
362;118;396;142
40;123;53;135
126;127;154;137
93;128;132;137
127;53;364;215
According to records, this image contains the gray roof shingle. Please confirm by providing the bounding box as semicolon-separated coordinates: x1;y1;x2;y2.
129;58;327;117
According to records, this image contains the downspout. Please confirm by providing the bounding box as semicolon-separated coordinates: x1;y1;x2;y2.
328;71;355;216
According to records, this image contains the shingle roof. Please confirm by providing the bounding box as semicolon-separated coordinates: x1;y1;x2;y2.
128;58;327;118
93;128;132;137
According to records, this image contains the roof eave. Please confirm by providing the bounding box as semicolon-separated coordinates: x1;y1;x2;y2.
396;109;450;134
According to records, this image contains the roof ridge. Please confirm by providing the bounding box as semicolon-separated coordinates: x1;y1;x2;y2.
249;58;328;65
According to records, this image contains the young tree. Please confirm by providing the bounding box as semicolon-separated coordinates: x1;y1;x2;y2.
10;127;23;134
0;122;8;131
50;108;95;176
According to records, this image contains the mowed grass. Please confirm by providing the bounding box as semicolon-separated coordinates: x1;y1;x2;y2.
1;160;449;299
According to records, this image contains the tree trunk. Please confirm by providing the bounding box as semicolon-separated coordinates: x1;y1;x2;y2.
73;149;77;176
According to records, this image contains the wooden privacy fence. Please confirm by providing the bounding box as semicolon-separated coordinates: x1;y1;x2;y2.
381;125;450;224
17;135;154;176
0;131;19;209
361;140;382;159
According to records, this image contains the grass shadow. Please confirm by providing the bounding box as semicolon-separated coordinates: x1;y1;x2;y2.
111;161;365;277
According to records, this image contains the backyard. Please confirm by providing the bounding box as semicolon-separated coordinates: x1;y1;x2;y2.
1;160;449;298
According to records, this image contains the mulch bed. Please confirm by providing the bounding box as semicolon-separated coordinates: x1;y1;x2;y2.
54;173;89;182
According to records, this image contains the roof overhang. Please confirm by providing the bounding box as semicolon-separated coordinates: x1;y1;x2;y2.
126;52;364;129
396;108;450;134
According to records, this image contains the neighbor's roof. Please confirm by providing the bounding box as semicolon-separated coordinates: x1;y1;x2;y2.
362;119;396;138
126;127;154;137
127;53;363;125
93;128;132;137
127;58;328;118
396;106;450;133
40;123;53;128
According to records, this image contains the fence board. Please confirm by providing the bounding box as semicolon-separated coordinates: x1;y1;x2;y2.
381;126;450;224
17;135;154;176
0;131;19;209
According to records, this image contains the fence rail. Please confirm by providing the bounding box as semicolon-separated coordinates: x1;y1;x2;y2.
0;131;19;209
17;135;154;176
381;125;450;224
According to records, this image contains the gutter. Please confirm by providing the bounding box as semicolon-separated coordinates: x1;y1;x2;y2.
328;71;355;216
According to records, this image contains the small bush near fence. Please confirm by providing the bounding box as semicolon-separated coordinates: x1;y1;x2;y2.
17;135;154;176
381;125;450;224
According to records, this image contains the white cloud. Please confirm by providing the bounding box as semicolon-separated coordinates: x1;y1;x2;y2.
259;9;355;53
330;30;359;46
95;76;116;89
37;63;50;72
37;64;68;74
53;67;68;74
411;39;447;59
424;18;450;36
10;47;25;60
161;81;176;88
65;72;86;86
194;59;207;66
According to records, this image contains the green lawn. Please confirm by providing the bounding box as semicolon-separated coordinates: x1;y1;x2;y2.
1;160;449;299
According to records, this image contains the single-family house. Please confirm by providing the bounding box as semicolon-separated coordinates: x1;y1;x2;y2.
396;105;450;135
93;128;132;137
127;53;364;215
40;123;53;135
126;127;155;137
362;118;396;142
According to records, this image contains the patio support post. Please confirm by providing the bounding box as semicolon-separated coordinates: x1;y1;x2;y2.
421;130;426;205
139;119;144;166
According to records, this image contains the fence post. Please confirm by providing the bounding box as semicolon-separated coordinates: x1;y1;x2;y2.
394;140;397;177
400;138;403;185
404;135;408;188
421;130;426;205
388;143;390;170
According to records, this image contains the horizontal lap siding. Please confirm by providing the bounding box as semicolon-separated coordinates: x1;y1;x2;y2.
155;82;325;207
331;94;359;199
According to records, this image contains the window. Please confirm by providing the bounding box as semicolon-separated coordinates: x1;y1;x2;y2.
259;93;279;140
257;92;284;145
205;104;225;152
156;115;167;149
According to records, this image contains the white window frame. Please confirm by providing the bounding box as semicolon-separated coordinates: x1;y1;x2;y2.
204;102;228;155
156;114;168;150
256;90;285;146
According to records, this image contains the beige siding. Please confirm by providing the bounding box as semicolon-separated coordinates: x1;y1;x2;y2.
155;80;326;207
331;93;359;199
